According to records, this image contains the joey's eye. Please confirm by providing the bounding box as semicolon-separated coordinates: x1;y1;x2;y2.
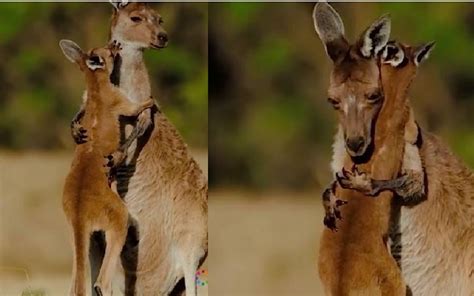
131;16;142;23
367;92;382;103
159;19;164;25
89;55;102;65
327;97;340;109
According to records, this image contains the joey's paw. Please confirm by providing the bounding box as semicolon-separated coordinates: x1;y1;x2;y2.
136;108;153;137
336;165;376;195
110;40;123;53
71;121;87;144
322;187;348;232
94;285;104;296
104;150;126;169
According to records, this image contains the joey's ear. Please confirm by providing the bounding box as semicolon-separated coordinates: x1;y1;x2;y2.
381;42;404;67
313;2;349;63
413;41;435;66
359;14;391;58
109;0;129;10
86;55;105;71
59;39;84;64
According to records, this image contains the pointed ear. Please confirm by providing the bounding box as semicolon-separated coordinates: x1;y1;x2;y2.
313;2;349;63
413;41;435;66
59;39;84;64
359;14;391;58
109;0;129;10
381;42;405;67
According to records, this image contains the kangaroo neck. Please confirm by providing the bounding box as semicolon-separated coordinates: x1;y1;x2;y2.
113;43;152;103
377;72;413;141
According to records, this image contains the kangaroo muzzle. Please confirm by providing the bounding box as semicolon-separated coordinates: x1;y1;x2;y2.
157;32;168;48
345;136;368;157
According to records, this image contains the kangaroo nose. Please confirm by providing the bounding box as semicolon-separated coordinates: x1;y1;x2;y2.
158;32;168;43
346;136;365;153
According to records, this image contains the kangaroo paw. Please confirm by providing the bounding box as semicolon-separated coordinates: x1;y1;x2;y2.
94;285;104;296
71;121;88;144
322;186;348;232
104;150;126;169
336;165;377;196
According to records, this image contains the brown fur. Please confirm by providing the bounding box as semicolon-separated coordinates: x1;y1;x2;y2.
70;3;207;295
337;44;425;196
61;43;153;296
318;45;410;296
355;44;474;295
313;4;406;294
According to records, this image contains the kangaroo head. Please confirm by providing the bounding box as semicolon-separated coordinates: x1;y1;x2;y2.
313;2;390;160
59;39;119;78
380;40;435;98
109;0;168;50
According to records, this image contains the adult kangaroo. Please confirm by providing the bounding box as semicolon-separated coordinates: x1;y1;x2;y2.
314;3;473;295
337;45;474;295
69;2;208;295
313;3;406;295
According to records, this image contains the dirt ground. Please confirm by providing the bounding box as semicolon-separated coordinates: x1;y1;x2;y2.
0;151;325;296
209;191;324;296
0;151;209;296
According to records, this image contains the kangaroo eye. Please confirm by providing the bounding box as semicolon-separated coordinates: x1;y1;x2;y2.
89;55;102;65
130;16;142;23
367;93;382;103
327;97;340;109
159;19;164;25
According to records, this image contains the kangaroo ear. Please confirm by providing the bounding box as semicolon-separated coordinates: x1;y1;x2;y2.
313;2;349;63
86;55;105;71
109;0;129;10
381;42;405;67
414;41;435;66
359;14;391;58
59;39;84;64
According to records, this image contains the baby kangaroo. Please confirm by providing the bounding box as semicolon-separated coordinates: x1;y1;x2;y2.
321;41;433;232
60;40;154;296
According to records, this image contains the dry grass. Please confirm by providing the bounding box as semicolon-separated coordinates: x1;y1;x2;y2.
0;150;208;295
209;191;325;296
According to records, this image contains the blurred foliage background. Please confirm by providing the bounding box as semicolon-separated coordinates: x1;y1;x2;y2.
209;2;474;191
0;3;207;294
0;2;208;150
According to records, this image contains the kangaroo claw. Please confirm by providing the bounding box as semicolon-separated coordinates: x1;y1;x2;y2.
322;185;348;232
71;121;88;144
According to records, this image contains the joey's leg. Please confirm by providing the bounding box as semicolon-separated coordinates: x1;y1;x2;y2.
322;181;348;232
94;202;128;296
89;232;106;296
71;106;87;144
70;226;90;296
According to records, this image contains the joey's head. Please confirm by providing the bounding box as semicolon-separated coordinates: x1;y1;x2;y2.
109;0;168;50
59;39;119;80
380;40;435;97
313;2;391;160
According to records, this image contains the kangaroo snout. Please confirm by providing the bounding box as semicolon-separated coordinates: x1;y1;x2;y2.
346;136;366;156
157;32;168;47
